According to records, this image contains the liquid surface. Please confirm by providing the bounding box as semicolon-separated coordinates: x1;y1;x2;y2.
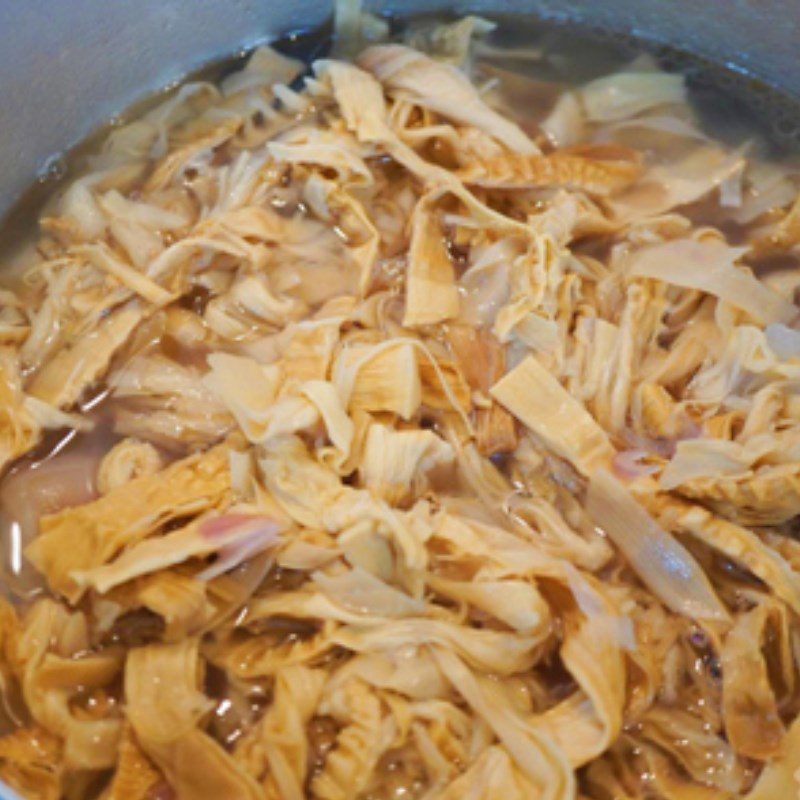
3;11;799;278
0;9;799;800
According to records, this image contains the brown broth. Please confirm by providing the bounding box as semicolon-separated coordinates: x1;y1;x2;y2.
0;13;799;799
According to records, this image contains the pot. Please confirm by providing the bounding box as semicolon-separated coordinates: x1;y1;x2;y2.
0;2;798;798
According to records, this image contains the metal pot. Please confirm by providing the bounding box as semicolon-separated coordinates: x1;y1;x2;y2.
0;2;797;797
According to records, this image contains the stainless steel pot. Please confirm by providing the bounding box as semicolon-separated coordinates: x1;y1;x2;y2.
0;1;797;797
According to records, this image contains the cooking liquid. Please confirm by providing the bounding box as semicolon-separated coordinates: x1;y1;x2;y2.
0;12;798;798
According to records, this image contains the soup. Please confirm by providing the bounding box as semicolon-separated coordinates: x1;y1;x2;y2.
0;5;799;799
